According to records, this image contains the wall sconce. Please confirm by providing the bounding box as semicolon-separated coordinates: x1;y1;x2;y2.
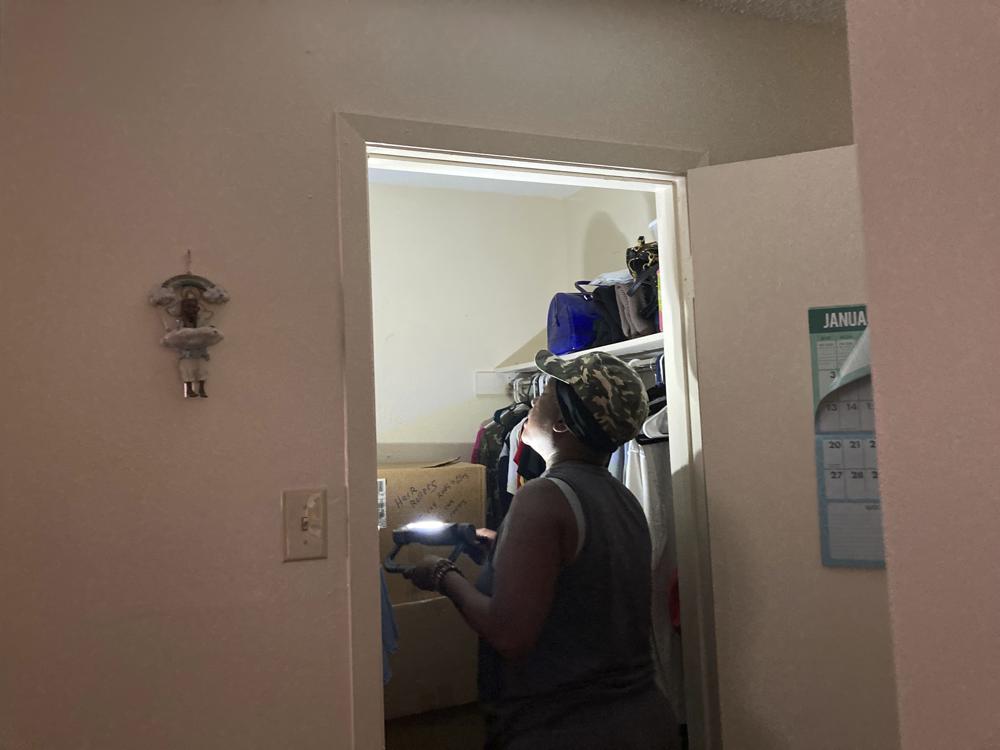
149;252;230;399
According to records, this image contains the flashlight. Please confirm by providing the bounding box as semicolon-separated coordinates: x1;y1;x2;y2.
383;520;485;574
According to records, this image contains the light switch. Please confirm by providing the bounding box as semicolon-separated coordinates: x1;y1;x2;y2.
282;488;328;562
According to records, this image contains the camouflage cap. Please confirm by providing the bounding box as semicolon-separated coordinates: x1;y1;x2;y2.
535;349;649;447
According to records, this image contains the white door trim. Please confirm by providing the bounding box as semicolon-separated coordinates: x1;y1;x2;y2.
333;112;719;750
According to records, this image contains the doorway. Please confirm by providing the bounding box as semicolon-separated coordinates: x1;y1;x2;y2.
334;114;716;750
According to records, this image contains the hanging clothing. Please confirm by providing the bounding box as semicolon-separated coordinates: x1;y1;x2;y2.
623;430;685;724
624;441;672;571
515;441;546;485
506;416;528;495
477;404;529;530
471;423;487;463
504;416;547;493
380;568;399;685
494;440;513;530
608;444;627;483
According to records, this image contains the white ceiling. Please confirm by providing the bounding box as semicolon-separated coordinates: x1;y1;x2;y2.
685;0;845;25
368;168;583;199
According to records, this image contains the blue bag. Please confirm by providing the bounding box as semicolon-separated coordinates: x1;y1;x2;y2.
546;281;625;355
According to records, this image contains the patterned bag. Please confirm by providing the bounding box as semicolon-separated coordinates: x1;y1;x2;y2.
625;236;660;328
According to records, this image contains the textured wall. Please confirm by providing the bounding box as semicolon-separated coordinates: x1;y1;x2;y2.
847;3;1000;748
0;1;853;747
689;0;846;26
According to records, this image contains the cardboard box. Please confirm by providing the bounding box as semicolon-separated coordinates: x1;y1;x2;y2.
378;461;486;606
384;596;480;720
379;460;486;719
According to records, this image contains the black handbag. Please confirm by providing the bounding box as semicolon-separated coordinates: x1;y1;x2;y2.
574;280;627;345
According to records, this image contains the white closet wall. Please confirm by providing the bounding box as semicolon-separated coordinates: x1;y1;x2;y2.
369;183;565;447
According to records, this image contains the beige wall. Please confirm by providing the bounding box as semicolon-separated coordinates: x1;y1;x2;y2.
0;1;852;747
847;4;1000;748
688;146;899;749
369;183;567;446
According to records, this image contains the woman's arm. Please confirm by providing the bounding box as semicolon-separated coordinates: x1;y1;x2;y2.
409;479;577;660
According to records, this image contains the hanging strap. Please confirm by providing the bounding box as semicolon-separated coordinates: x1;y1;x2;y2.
545;477;586;560
627;263;660;297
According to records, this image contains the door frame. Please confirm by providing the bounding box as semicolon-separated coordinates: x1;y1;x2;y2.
333;112;719;749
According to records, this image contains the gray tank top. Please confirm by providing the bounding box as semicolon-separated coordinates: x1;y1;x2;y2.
477;461;657;744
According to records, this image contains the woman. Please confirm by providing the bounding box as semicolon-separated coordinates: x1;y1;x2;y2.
407;350;678;750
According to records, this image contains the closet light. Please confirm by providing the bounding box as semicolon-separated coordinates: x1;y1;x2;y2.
366;153;673;193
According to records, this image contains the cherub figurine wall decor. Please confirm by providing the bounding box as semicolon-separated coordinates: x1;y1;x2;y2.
149;260;229;399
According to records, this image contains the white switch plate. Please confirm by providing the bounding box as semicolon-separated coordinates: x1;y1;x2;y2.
282;488;328;562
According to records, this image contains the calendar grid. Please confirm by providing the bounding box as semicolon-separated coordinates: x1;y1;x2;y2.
809;304;884;568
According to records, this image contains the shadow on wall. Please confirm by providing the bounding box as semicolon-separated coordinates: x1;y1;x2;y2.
580;212;636;280
496;207;652;368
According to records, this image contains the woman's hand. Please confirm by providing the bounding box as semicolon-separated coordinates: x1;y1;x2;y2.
476;527;498;552
403;555;446;591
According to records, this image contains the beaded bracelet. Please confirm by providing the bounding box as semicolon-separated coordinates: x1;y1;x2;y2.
432;559;463;593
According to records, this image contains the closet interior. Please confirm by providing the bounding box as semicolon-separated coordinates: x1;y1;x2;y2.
368;149;689;749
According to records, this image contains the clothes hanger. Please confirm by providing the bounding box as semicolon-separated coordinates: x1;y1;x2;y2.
514;376;533;405
640;407;669;442
531;374;549;401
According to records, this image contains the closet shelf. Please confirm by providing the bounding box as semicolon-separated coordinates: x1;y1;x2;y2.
494;333;665;374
